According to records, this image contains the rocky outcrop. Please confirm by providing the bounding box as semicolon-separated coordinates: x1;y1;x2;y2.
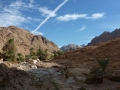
60;44;82;52
0;26;59;55
88;28;120;46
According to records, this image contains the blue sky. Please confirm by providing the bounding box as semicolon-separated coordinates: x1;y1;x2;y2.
0;0;120;47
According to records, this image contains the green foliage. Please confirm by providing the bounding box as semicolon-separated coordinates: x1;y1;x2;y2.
2;39;17;61
36;48;48;60
37;48;44;56
30;48;36;56
88;58;110;84
25;55;31;60
53;51;58;58
53;50;64;58
56;50;64;56
97;58;109;72
17;53;24;61
43;49;48;58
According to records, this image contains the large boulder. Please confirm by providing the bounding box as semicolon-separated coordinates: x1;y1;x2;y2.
69;68;90;82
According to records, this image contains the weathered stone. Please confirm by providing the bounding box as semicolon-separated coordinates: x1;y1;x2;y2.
75;76;86;82
69;68;90;82
66;77;75;83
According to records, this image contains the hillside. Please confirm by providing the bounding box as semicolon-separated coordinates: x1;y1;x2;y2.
88;28;120;46
60;44;82;52
54;37;120;70
0;26;59;55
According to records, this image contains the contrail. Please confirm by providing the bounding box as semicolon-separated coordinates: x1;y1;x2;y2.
32;0;68;33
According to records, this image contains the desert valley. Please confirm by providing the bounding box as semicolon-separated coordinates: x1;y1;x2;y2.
0;26;120;90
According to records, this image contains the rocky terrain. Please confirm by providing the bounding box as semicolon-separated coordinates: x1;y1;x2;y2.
60;44;82;52
0;26;59;55
88;28;120;46
55;37;120;71
0;58;120;90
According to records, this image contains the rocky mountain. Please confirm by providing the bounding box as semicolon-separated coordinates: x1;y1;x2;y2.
88;28;120;46
0;26;59;55
60;44;82;52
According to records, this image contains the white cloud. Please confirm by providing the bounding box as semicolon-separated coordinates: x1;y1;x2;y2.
0;2;26;27
39;7;57;17
56;14;87;21
3;8;19;15
10;1;23;8
27;0;34;8
32;0;69;33
56;13;105;22
0;13;26;27
0;0;39;27
10;0;35;9
85;13;105;19
77;25;86;31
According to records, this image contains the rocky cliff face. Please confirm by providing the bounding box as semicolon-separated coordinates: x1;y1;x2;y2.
60;44;82;52
88;28;120;46
0;26;59;55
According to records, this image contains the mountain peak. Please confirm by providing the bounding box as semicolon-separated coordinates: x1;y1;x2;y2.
88;28;120;46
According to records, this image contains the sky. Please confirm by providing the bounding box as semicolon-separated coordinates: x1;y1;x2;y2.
0;0;120;47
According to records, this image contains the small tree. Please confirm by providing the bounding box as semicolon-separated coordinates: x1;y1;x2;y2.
36;48;48;60
89;58;109;83
97;59;109;73
2;39;17;61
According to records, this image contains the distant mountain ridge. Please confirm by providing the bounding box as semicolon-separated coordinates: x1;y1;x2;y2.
60;44;82;52
0;26;59;55
88;28;120;46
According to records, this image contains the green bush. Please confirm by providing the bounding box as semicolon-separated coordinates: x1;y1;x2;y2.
36;48;48;61
53;50;64;58
25;55;31;60
2;39;17;61
57;50;64;56
97;58;109;72
17;53;24;61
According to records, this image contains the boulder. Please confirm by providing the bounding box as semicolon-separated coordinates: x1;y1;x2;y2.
69;68;90;82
